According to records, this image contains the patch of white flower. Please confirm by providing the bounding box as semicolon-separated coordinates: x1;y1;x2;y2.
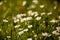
32;0;38;4
41;12;45;16
18;31;24;35
22;1;26;6
23;29;28;32
28;25;33;28
36;17;41;20
52;30;59;35
50;19;59;23
26;17;32;21
0;1;3;5
7;36;11;38
14;19;19;23
42;32;48;36
30;5;36;8
47;12;52;15
0;29;2;31
14;25;20;28
3;19;8;22
58;16;60;19
27;38;32;40
40;5;44;8
56;27;60;32
18;28;23;31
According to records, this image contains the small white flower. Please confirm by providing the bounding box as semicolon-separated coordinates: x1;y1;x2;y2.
14;25;20;28
41;12;45;16
36;17;41;20
34;34;37;37
3;19;8;22
47;12;52;15
7;36;11;38
18;31;24;35
16;14;21;18
30;5;35;8
28;25;33;28
20;14;26;16
23;29;28;32
22;1;26;6
52;30;59;35
28;10;32;14
56;27;60;32
26;17;32;21
40;5;44;8
54;6;57;9
33;12;38;17
32;0;38;4
0;29;2;31
58;16;60;19
27;38;32;40
50;19;58;23
0;2;3;5
42;32;48;36
18;28;23;30
14;19;19;23
23;18;27;21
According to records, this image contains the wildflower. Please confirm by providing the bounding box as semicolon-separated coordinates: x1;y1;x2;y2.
47;12;52;15
18;31;24;35
23;29;28;32
42;32;48;36
14;19;19;23
28;25;33;28
16;14;21;18
7;36;11;38
0;29;2;31
26;17;32;21
34;34;37;37
58;16;60;19
41;12;45;16
18;28;23;31
3;19;8;22
54;6;57;9
22;1;26;6
14;25;20;28
28;10;32;14
33;12;38;17
56;27;60;32
36;17;41;20
30;5;36;8
50;19;58;23
27;38;32;40
52;30;59;35
20;14;26;16
40;5;44;8
32;0;38;4
0;2;3;5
